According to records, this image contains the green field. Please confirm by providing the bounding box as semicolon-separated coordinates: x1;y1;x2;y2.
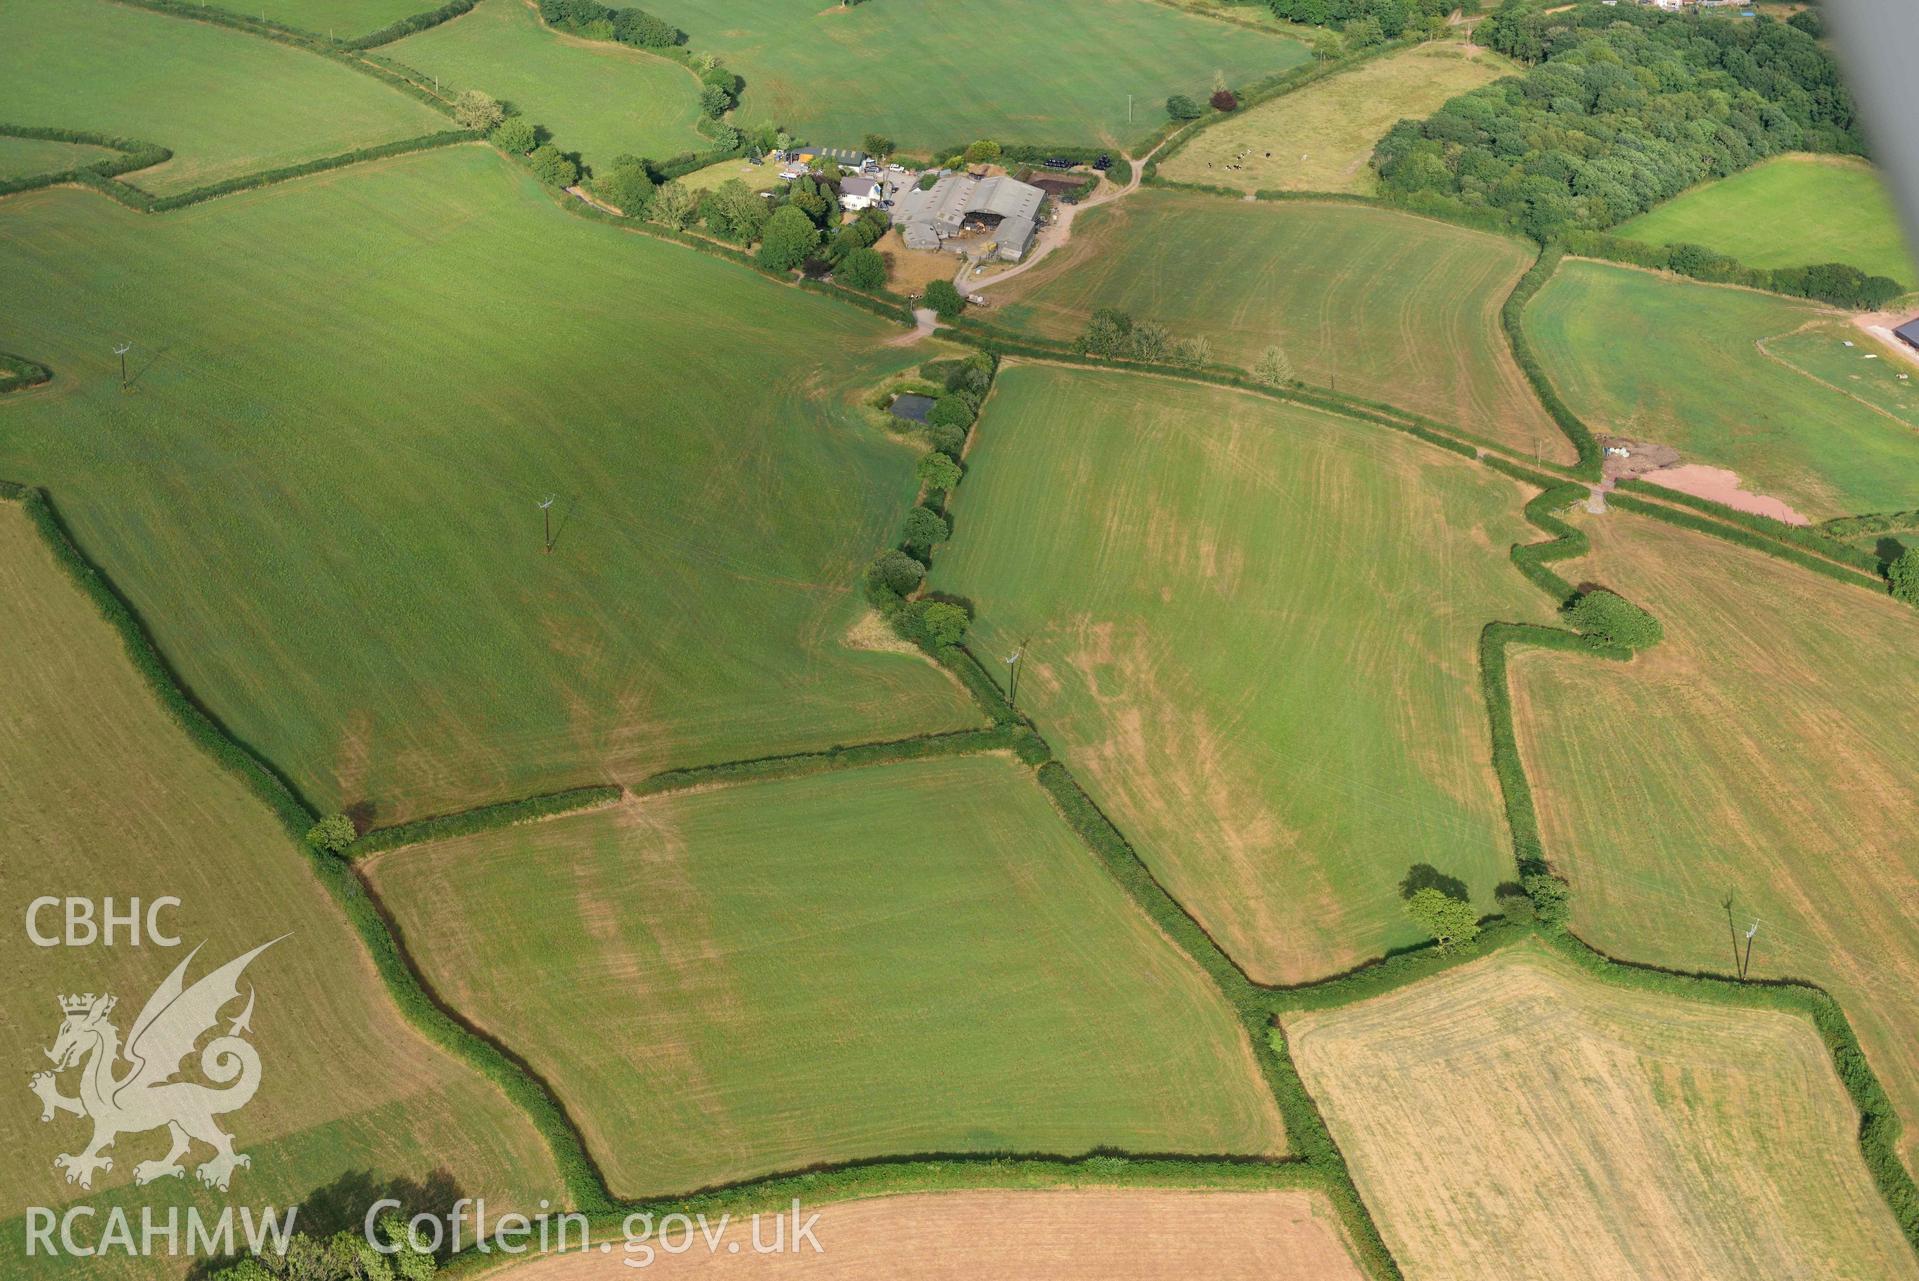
388;0;708;169
1160;41;1515;195
1510;510;1919;1176
630;0;1309;151
244;0;432;38
1615;154;1918;285
0;0;446;194
0;146;977;825
367;753;1286;1196
993;192;1564;459
929;366;1553;983
0;503;559;1279
1289;942;1919;1280
0;134;112;181
1529;259;1919;516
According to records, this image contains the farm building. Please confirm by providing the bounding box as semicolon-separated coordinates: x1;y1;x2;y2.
891;173;1045;260
1896;316;1919;352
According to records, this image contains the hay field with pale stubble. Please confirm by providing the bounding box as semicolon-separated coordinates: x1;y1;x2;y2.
1287;942;1919;1281
491;1188;1366;1279
367;753;1285;1197
1510;508;1919;1175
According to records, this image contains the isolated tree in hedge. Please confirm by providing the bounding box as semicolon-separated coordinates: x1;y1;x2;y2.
1165;94;1203;121
1563;588;1662;650
838;246;886;290
926;394;976;431
1522;872;1571;928
1210;89;1239;112
453;89;505;132
1404;887;1479;951
699;84;733;117
757;204;820;270
528;143;579;187
922;601;970;647
862;133;895;158
901;505;949;551
304;814;356;856
963;139;1001;165
1079;308;1135;356
1887;546;1919;605
595;155;655;215
649;180;700;228
923;279;964;320
925;422;967;457
1255;344;1295;386
491;116;537;155
916;450;961;493
866;548;925;596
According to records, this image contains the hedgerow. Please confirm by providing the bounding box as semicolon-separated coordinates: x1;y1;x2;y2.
0;351;54;392
347;0;478;49
0;125;172;198
80;131;474;213
1607;492;1887;593
1563;229;1904;308
633;727;1030;796
347;784;623;857
1614;478;1883;576
1502;244;1601;478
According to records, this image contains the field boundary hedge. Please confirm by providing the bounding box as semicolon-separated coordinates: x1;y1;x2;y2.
1613;478;1885;577
1563;227;1905;309
349;0;478;48
347;784;623;857
632;725;1029;796
76;129;475;212
1;350;55;393
1502;243;1601;479
0;124;172;199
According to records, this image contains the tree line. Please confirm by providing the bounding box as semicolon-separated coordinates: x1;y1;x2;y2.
1374;2;1860;239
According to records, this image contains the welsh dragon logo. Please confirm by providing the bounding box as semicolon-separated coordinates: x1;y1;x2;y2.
29;938;283;1192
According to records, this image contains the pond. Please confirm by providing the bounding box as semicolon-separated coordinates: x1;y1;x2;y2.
889;393;936;424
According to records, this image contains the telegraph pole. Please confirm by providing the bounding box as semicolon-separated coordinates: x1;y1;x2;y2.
113;342;131;392
1003;637;1027;710
1741;918;1761;981
538;495;555;554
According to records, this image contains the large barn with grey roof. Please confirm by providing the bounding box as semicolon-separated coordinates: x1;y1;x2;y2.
891;172;1044;261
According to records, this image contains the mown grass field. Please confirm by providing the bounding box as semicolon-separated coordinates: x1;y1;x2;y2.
243;0;431;38
0;504;559;1279
1160;41;1514;195
0;134;111;181
0;146;976;825
629;0;1309;152
991;192;1563;458
929;366;1553;983
1615;154;1918;285
1509;509;1919;1175
511;1189;1367;1280
1528;259;1919;516
1287;942;1919;1281
0;0;446;194
388;0;708;169
367;753;1286;1197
